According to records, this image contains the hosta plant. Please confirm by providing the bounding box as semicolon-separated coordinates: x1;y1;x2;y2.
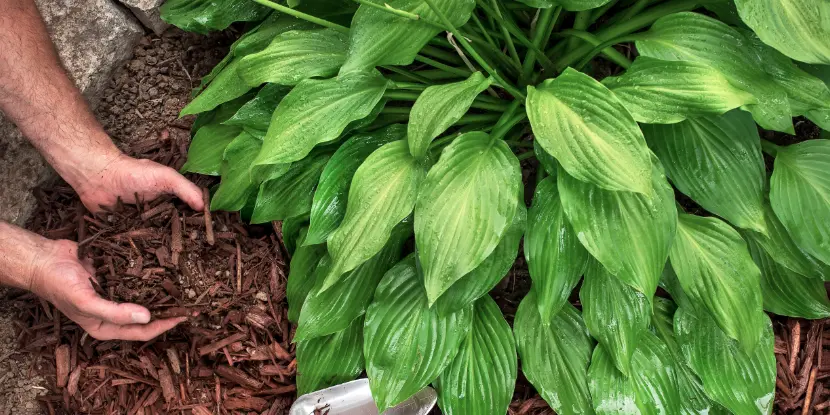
163;0;830;413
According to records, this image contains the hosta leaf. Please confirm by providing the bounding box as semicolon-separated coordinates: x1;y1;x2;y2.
233;15;317;57
748;237;830;318
296;317;364;395
558;158;677;297
641;110;767;233
514;293;594;415
798;63;830;130
253;70;389;166
211;132;264;211
515;0;613;11
238;29;348;87
251;153;330;224
415;132;522;304
364;255;472;413
407;72;493;159
434;296;517;415
741;203;830;280
581;260;651;376
436;199;526;316
534;140;559;177
674;307;776;415
735;0;830;64
588;331;681;415
181;58;254;116
160;0;269;34
603;57;755;124
224;84;291;133
637;12;794;134
341;0;476;73
181;123;242;175
770;140;830;266
669;213;766;352
282;214;309;256
294;222;410;341
651;299;728;415
286;231;327;322
305;125;405;246
326;141;423;288
525;176;588;321
527;68;653;194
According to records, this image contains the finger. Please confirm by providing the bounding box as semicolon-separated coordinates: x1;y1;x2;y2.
90;317;187;342
75;294;152;326
159;167;204;211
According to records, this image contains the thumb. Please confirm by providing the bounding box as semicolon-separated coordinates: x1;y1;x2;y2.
75;292;152;325
159;167;204;211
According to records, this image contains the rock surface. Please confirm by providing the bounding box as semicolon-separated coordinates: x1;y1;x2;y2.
0;0;143;226
120;0;170;35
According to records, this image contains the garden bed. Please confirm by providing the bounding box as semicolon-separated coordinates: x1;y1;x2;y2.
5;27;830;415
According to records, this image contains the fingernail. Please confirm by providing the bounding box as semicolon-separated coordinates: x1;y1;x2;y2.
131;312;151;324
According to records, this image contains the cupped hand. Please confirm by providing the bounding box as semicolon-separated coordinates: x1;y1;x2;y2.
30;239;187;341
74;153;204;213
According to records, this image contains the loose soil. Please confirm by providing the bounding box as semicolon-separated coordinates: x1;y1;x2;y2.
5;26;830;415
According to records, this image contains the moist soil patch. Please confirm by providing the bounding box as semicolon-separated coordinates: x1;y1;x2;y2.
7;28;830;415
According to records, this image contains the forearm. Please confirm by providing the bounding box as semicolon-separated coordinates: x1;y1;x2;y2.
0;221;48;291
0;0;121;191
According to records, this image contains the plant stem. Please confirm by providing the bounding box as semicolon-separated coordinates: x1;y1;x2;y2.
423;0;526;99
456;113;502;124
491;100;526;141
553;0;705;70
588;0;619;25
422;45;466;65
382;66;434;84
380;107;412;115
556;30;634;70
516;150;536;161
352;0;423;20
252;0;350;32
760;139;781;157
470;13;501;52
414;55;472;77
521;7;560;84
475;0;556;72
567;10;592;50
488;0;522;68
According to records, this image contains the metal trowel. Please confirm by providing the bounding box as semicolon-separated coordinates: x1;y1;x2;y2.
289;379;437;415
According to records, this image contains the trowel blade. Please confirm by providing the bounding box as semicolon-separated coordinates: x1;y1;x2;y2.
289;378;437;415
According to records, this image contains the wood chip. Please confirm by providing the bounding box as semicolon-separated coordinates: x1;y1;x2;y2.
215;365;263;390
55;344;70;388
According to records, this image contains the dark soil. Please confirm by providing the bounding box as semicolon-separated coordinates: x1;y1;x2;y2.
10;25;830;415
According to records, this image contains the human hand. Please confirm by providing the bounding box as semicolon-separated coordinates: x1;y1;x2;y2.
29;238;186;341
73;152;204;213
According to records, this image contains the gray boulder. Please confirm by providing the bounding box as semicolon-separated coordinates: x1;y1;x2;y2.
120;0;170;35
0;0;143;226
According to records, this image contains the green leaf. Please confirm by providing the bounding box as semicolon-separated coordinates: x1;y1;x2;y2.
341;0;476;73
558;158;677;297
603;57;756;124
251;153;330;224
286;231;327;322
294;222;410;342
770;140;830;266
253;70;390;166
637;12;794;134
674;307;775;415
588;331;681;415
798;63;830;131
364;255;473;413
326;140;424;287
669;213;766;352
513;293;594;415
160;0;269;34
181;58;254;116
434;296;517;415
581;260;651;376
407;72;493;159
651;299;729;415
305;125;405;246
224;84;291;133
181;123;242;176
527;68;653;194
296;316;365;395
641;110;767;233
741;203;830;280
534;140;559;177
735;0;830;65
515;0;613;11
234;14;317;57
435;197;526;317
415;132;522;304
747;237;830;319
211;132;264;211
525;176;588;321
282;214;309;256
238;29;348;87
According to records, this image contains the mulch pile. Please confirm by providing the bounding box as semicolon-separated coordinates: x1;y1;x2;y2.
7;26;830;415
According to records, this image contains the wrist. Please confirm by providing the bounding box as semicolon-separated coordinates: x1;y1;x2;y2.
0;221;51;291
55;135;125;197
